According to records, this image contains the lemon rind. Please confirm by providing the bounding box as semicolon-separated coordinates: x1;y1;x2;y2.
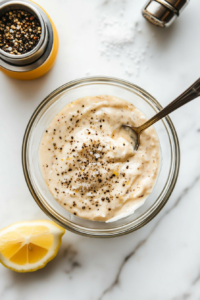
0;220;65;273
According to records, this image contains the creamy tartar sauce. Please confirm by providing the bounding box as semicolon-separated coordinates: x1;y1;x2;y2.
40;96;160;222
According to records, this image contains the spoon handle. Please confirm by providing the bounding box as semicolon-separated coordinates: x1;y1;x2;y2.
138;78;200;134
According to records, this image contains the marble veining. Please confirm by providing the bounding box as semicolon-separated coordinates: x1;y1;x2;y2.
62;245;81;274
0;0;200;299
98;175;200;300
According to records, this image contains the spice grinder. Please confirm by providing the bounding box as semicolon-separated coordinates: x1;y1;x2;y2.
142;0;190;27
0;0;58;80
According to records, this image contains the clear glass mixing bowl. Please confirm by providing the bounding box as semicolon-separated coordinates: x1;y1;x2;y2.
22;77;180;237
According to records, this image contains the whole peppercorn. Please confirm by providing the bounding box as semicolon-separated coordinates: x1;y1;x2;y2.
0;9;41;55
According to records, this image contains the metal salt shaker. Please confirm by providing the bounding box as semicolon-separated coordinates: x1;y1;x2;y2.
142;0;190;28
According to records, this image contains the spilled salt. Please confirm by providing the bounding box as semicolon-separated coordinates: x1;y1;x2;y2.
98;14;152;77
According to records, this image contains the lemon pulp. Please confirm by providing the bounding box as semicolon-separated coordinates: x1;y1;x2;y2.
0;220;65;272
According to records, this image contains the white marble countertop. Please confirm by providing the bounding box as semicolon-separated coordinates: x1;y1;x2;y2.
1;0;200;299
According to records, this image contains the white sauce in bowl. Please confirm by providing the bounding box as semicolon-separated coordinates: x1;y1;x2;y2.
40;95;160;222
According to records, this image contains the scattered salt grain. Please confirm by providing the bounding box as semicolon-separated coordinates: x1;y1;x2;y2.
98;14;152;78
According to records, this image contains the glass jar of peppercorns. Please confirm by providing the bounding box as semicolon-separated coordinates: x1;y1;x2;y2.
0;0;58;80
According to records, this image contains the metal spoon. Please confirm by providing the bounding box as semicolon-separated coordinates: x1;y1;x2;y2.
122;78;200;151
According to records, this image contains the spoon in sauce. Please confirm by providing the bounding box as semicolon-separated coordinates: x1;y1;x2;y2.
122;78;200;150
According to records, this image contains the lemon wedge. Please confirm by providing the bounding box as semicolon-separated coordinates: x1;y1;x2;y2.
0;220;65;272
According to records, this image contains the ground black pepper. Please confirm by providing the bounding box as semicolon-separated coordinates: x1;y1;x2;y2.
40;96;160;221
0;9;41;55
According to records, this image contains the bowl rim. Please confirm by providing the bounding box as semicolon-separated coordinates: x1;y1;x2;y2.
22;76;180;238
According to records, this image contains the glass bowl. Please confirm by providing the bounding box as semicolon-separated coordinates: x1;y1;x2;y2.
22;77;180;238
